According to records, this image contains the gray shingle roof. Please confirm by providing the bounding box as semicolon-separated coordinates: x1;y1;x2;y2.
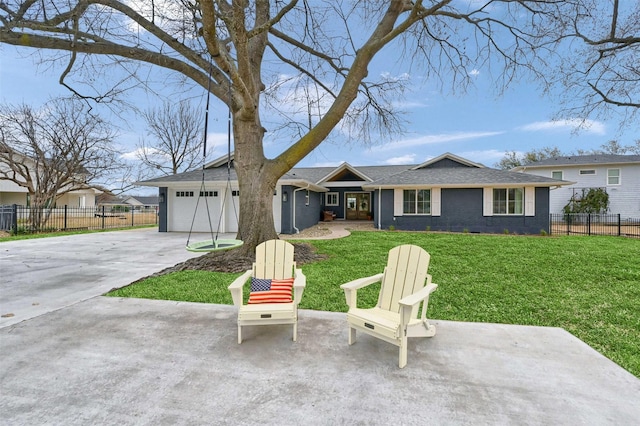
362;167;565;188
522;155;640;168
137;167;237;185
284;164;413;183
131;196;159;205
138;155;568;189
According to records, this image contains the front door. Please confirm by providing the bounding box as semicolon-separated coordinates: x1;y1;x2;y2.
346;193;370;220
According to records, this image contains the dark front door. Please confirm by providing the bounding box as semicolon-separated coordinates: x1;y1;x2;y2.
346;193;370;220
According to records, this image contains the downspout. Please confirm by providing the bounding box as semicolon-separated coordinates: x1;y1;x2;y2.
377;186;382;229
292;184;310;234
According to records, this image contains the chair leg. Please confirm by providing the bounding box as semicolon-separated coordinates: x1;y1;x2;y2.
348;326;356;345
237;324;242;344
293;322;297;342
399;337;408;368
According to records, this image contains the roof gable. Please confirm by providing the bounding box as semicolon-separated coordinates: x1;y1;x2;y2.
317;162;372;183
205;153;234;169
412;152;485;170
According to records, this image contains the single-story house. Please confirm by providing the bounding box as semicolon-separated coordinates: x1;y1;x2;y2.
138;152;572;235
0;153;101;207
122;195;160;211
512;155;640;219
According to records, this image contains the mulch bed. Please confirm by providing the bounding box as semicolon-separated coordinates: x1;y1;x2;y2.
133;242;328;283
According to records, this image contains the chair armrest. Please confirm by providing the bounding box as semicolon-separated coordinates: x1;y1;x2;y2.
340;273;383;309
228;269;253;306
399;283;437;326
398;283;438;308
293;268;306;304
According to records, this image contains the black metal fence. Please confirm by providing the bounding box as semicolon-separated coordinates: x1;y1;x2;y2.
0;205;158;235
550;213;640;238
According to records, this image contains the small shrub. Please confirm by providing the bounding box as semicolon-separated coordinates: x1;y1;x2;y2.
463;228;469;234
388;225;395;231
540;229;548;236
503;228;509;234
425;226;431;232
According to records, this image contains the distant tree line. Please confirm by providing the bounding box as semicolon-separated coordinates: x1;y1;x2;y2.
495;140;640;170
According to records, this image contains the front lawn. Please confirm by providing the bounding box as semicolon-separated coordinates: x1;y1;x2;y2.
107;231;640;378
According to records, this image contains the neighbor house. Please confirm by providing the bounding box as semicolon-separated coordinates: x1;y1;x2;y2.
0;152;101;207
512;155;640;219
138;152;571;235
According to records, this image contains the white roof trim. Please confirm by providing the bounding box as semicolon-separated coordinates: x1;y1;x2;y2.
411;152;485;170
204;152;234;169
317;162;373;184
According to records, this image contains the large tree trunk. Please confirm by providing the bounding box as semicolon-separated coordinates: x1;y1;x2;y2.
233;114;280;255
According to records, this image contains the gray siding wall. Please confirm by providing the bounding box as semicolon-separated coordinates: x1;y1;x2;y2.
377;187;550;234
280;185;323;234
158;187;168;232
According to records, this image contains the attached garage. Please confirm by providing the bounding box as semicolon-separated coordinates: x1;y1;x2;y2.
166;185;240;233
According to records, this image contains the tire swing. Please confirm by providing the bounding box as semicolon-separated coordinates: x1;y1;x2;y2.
186;75;243;253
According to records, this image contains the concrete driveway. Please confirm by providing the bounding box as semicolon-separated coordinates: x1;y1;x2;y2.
0;228;213;328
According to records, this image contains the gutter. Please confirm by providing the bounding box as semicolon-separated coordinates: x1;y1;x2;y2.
377;186;382;230
292;184;310;234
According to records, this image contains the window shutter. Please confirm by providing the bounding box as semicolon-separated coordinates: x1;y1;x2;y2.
483;187;493;216
431;188;441;216
525;187;535;216
394;189;403;216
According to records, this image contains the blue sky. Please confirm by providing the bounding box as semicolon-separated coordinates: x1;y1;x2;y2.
0;42;634;173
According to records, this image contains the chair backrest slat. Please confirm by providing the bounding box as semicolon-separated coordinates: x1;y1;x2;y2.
377;245;430;313
254;239;295;279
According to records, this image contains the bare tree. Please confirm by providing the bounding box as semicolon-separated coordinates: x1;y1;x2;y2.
138;100;205;175
576;139;640;155
0;99;119;230
555;0;640;126
0;1;582;251
495;147;563;170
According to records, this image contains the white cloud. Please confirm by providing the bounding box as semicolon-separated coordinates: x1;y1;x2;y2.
392;99;428;109
468;69;480;76
456;149;507;165
376;131;505;151
518;119;606;135
120;147;163;161
384;154;416;165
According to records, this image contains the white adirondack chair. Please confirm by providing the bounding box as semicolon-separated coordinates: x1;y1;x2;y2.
228;239;306;344
340;244;437;368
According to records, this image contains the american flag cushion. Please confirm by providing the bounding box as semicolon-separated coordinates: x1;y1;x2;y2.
248;277;294;304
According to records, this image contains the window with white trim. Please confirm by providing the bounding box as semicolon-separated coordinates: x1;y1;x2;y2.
493;188;523;215
607;168;620;185
580;169;596;175
325;192;339;206
552;171;563;180
403;189;431;215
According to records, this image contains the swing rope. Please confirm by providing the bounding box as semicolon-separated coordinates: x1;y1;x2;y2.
186;62;217;248
214;81;240;235
185;70;243;252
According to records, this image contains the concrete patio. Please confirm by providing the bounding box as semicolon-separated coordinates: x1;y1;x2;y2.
1;296;639;425
1;227;639;424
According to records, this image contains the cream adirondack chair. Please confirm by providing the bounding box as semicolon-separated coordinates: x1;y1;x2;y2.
340;244;437;368
228;239;306;344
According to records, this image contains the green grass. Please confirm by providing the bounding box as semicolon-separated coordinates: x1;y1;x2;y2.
107;231;640;378
0;225;157;242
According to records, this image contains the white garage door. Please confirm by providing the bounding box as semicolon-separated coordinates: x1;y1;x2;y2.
168;188;228;233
